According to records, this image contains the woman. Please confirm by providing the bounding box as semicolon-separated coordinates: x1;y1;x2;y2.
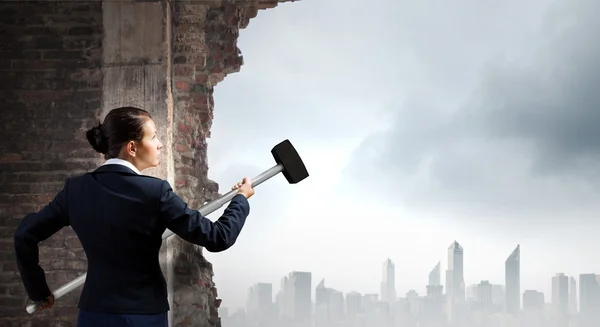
13;106;254;327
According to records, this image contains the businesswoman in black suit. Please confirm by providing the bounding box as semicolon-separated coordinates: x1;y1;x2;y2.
13;106;255;327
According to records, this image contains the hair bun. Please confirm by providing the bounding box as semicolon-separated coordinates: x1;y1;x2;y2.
86;123;109;154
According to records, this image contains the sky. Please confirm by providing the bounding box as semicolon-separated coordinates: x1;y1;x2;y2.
200;0;600;310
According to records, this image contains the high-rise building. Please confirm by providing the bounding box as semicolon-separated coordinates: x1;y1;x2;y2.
315;279;344;326
552;273;569;327
522;290;545;327
406;290;420;317
569;276;577;314
426;259;444;325
316;279;328;307
245;283;274;324
246;285;255;313
345;291;362;319
429;261;441;286
256;283;273;312
447;241;465;297
289;271;312;322
466;284;478;302
505;244;520;315
579;273;600;327
363;293;378;303
380;258;396;303
491;284;505;307
580;274;600;313
425;282;444;326
523;290;544;309
277;276;291;318
328;290;344;322
446;241;465;324
315;280;328;327
477;280;493;314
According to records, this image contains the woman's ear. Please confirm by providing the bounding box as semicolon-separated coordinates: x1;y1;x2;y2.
126;140;137;157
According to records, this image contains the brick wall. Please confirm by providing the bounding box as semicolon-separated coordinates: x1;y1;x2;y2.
0;1;295;326
0;1;103;326
169;2;260;326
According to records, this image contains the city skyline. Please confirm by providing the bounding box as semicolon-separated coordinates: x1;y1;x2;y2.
223;242;600;327
223;242;593;310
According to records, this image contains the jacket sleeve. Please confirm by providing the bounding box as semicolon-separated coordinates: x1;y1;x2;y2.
158;180;250;252
13;181;71;302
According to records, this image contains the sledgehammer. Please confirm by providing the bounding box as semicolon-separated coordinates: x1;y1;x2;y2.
26;139;309;314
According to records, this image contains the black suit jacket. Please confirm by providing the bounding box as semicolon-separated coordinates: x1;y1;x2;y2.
13;164;250;314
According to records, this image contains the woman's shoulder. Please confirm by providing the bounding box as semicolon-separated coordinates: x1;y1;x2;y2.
67;169;170;193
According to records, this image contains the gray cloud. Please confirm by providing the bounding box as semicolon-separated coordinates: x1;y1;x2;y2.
343;0;600;224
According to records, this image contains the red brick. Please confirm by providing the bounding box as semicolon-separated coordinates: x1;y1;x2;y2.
198;111;214;124
223;4;237;14
0;153;22;163
193;102;210;112
227;15;239;25
223;42;236;53
174;65;193;77
210;66;222;74
178;122;193;134
175;81;190;91
175;143;191;152
192;92;209;105
195;73;209;84
211;51;224;63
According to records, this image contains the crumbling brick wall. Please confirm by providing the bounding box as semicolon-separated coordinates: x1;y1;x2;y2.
0;1;296;327
169;1;297;325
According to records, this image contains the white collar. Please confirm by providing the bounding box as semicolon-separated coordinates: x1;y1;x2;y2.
102;158;141;175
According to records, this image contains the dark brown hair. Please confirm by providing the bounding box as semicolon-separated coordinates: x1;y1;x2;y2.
86;106;152;159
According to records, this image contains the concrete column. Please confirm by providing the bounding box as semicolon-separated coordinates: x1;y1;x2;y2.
100;1;175;325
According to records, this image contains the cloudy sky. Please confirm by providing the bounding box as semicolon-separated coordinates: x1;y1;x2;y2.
201;0;600;309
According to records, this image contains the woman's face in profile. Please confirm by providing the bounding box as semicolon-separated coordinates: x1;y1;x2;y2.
136;118;163;170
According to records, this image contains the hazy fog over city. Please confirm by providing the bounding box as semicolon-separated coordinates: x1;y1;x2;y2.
196;0;599;326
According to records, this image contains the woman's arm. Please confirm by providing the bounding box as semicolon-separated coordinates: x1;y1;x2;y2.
13;180;70;302
158;180;250;252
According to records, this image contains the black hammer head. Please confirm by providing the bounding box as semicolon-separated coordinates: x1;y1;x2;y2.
271;139;309;184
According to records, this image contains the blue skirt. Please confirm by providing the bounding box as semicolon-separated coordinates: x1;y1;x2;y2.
77;309;168;327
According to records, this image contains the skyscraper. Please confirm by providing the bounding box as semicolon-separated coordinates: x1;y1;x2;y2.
289;271;312;322
447;241;464;298
523;290;544;309
552;273;569;327
569;276;577;314
380;258;396;303
426;259;444;325
522;290;545;327
427;260;443;298
245;283;273;324
314;279;344;326
316;279;327;307
477;280;493;314
277;276;291;318
505;244;520;316
425;261;445;327
579;273;600;327
446;241;465;324
429;261;441;286
346;291;362;321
